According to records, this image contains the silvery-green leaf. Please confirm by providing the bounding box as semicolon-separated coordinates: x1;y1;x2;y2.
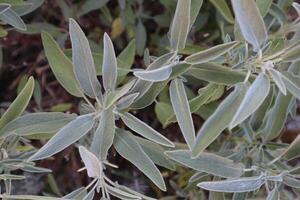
83;189;95;200
105;79;135;108
269;68;286;95
118;112;174;147
231;0;267;51
0;195;62;200
91;107;115;160
69;19;102;100
277;135;300;161
170;0;191;51
42;32;83;97
117;39;136;82
0;77;34;129
131;52;175;98
77;0;108;17
29;114;95;161
133;63;174;82
198;174;265;193
269;4;287;25
209;0;234;24
0;3;10;14
102;33;118;91
0;7;26;30
169;79;195;149
266;187;279;200
116;93;139;110
64;187;87;199
192;84;247;157
256;0;272;17
185;41;239;64
79;146;102;178
166;150;244;178
188;63;248;85
106;184;141;200
283;175;300;188
135;137;176;170
282;72;300;99
135;20;146;56
229;74;270;129
0;112;76;138
0;174;25;180
262;92;292;141
113;129;166;191
16;0;44;16
190;0;203;29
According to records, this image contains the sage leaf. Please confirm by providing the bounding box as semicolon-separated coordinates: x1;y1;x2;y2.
188;63;248;85
105;79;135;108
192;84;247;157
91;107;115;160
283;175;300;188
209;0;234;24
256;0;272;17
0;77;34;129
266;187;279;200
185;41;239;64
170;0;191;51
282;72;300;99
103;33;118;91
262;92;292;141
41;32;83;97
106;184;141;200
269;68;286;95
166;150;244;178
190;0;203;30
0;7;26;30
113;129;166;191
79;146;102;178
116;93;139;110
136;137;176;170
280;135;300;161
118;112;174;147
77;0;108;17
0;195;62;200
135;19;146;56
133;63;174;82
69;19;102;100
0;3;10;14
198;174;265;193
282;45;300;62
231;0;267;51
230;74;270;129
0;112;76;138
29;114;95;161
169;79;195;149
117;39;136;82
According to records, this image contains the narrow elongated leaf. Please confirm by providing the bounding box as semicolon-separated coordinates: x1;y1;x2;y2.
282;45;300;62
42;32;82;97
209;0;234;23
190;0;203;29
0;3;10;14
269;68;286;95
133;63;173;82
230;74;270;128
231;0;267;51
262;92;292;141
267;187;279;200
118;112;174;147
117;39;136;82
169;79;195;149
106;184;141;200
185;41;239;64
135;20;146;56
0;195;62;200
256;0;272;17
116;93;139;110
79;146;102;178
188;63;248;85
69;19;102;99
77;0;109;17
170;0;191;51
282;72;300;99
29;114;95;161
281;135;300;160
113;129;166;191
102;33;118;91
0;112;76;138
166;150;244;178
192;84;247;157
105;79;135;108
0;7;26;30
91;107;115;160
0;77;34;129
136;137;176;170
198;174;265;193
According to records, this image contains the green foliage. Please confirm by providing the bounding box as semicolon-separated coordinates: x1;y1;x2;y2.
2;0;300;199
